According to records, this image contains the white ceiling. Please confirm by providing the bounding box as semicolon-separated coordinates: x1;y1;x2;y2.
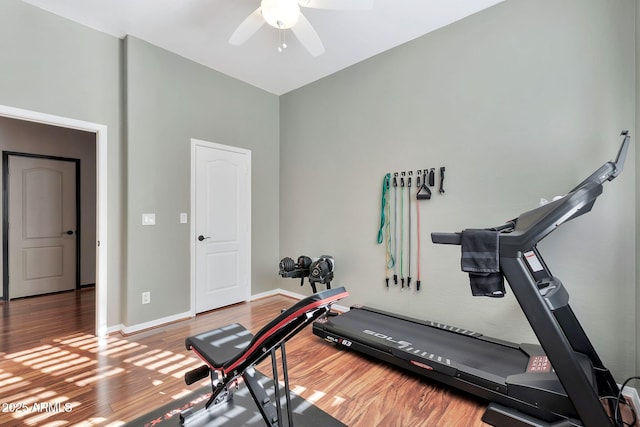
20;0;504;95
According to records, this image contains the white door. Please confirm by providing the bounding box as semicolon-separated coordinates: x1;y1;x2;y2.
193;140;251;313
8;155;77;299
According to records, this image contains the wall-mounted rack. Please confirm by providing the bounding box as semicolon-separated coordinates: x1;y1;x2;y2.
379;166;447;293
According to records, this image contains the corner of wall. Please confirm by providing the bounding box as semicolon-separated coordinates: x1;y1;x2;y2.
635;0;640;379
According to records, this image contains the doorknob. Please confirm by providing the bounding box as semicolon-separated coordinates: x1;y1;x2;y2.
198;235;211;241
63;230;74;235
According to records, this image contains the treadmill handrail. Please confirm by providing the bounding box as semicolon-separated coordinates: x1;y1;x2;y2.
500;181;602;255
501;131;628;254
570;130;629;191
431;222;515;245
431;131;630;254
431;232;462;245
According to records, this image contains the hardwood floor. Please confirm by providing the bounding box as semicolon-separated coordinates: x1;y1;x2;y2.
0;290;632;426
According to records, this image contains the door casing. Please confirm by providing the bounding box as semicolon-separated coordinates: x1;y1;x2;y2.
0;104;108;337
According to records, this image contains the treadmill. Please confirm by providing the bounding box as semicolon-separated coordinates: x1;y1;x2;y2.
313;132;630;427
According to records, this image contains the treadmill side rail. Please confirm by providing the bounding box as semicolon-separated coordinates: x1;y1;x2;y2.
390;346;459;377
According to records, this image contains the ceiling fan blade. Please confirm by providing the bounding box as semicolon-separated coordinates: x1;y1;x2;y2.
298;0;373;10
229;7;265;45
291;13;325;57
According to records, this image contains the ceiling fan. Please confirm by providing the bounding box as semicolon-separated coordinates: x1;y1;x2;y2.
229;0;373;57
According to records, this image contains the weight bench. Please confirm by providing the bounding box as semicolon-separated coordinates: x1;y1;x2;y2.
181;287;349;426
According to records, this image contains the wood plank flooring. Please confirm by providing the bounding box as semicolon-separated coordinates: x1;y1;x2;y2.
0;289;631;426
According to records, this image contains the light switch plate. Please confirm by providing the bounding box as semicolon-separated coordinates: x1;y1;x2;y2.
180;213;188;224
142;213;156;225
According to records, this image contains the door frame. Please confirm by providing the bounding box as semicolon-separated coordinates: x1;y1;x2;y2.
190;138;251;316
0;104;108;337
2;152;81;298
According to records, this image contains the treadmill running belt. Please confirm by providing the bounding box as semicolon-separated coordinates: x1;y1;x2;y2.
326;308;529;379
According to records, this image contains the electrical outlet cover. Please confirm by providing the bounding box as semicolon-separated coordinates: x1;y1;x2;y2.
142;213;156;225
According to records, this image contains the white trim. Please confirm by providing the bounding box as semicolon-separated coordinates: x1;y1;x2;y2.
117;311;192;335
189;141;196;317
106;324;124;335
251;288;306;301
111;288;344;335
190;139;252;316
251;288;349;313
0;104;108;337
323;302;349;313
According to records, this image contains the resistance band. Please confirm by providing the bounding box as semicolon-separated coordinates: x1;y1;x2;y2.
385;180;394;284
400;172;405;287
377;173;389;245
416;170;425;291
378;174;395;287
407;172;412;289
393;173;398;285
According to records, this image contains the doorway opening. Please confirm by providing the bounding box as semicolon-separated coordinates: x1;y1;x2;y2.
0;104;108;337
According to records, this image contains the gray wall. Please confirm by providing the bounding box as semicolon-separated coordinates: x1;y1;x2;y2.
0;117;97;295
123;36;280;326
0;0;123;326
280;0;637;381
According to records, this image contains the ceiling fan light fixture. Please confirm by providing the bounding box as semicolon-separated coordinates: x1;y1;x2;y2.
261;0;300;29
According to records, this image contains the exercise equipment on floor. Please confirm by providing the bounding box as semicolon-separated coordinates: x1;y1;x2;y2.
182;287;349;427
318;132;632;426
279;255;334;293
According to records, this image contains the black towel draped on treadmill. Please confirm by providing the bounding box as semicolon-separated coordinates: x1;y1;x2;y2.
460;229;505;297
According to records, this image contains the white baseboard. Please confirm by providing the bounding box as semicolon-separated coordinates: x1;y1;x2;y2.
112;310;192;335
105;288;349;335
106;323;124;335
250;288;300;300
251;288;348;313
